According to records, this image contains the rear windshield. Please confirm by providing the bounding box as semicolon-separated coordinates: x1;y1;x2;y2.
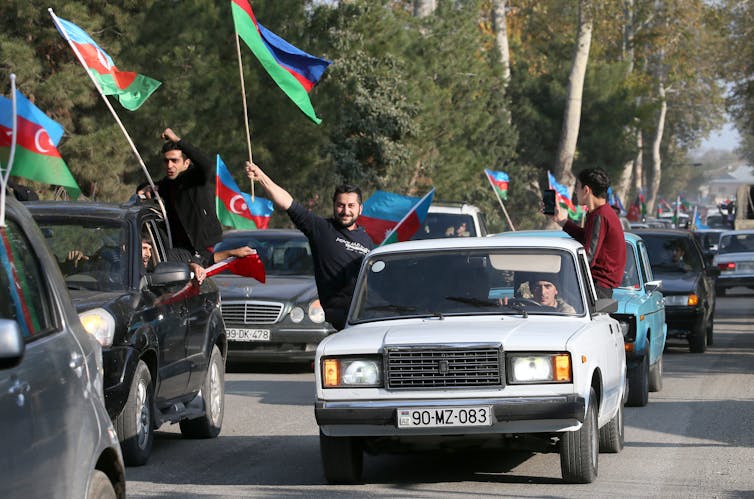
718;233;754;254
411;213;477;240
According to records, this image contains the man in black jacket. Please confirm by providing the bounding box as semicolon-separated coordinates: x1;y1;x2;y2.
138;128;253;268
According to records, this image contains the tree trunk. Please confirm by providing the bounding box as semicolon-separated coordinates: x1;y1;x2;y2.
492;0;511;84
413;0;436;18
554;0;593;189
647;81;666;216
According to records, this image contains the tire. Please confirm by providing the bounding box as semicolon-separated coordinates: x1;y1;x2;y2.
560;388;598;484
706;316;714;347
598;402;624;453
320;431;363;484
87;470;116;499
626;353;649;407
689;322;707;353
115;360;154;467
180;345;225;438
648;355;663;393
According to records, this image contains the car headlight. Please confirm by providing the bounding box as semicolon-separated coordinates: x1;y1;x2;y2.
308;300;325;323
664;294;698;306
290;306;305;323
322;357;382;387
79;308;116;347
507;353;571;384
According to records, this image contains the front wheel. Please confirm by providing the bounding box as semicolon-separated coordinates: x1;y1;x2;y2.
598;402;624;453
648;355;663;392
180;345;225;438
87;470;116;499
689;322;707;353
560;388;598;483
115;360;154;466
320;431;363;484
626;353;649;407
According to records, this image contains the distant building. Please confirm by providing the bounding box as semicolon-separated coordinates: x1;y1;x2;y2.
704;165;754;203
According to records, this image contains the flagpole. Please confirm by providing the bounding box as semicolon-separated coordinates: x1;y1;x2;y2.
49;8;172;245
235;33;255;201
485;172;516;231
0;73;18;227
380;188;435;246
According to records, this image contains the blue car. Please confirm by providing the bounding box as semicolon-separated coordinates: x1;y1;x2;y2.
612;233;666;407
495;230;666;406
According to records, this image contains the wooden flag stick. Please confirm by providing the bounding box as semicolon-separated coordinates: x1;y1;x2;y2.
485;172;516;231
235;33;255;201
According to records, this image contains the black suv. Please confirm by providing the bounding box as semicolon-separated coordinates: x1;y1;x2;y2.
27;200;227;466
632;229;718;353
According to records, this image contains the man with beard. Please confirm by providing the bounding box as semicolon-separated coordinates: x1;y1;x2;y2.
245;161;374;330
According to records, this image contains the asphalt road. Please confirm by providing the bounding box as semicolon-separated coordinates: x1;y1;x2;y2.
127;292;754;498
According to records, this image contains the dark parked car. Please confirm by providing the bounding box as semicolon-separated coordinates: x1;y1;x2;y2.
27;200;227;466
693;228;725;266
632;229;717;353
213;229;336;363
0;197;125;497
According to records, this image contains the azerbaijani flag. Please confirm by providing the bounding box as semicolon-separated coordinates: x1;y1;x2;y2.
548;171;583;221
360;189;435;245
484;169;509;201
53;15;161;111
0;90;80;199
230;0;331;124
215;155;273;229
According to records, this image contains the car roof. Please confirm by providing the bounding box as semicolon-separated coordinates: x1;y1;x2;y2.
494;228;643;245
369;234;584;257
222;228;305;238
630;228;693;238
24;200;155;222
719;229;754;236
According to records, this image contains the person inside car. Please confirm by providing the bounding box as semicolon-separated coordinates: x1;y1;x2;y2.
529;276;576;314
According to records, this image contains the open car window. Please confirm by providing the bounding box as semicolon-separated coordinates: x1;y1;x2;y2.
351;248;585;323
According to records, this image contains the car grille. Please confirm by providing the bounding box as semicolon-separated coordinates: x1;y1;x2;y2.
221;301;284;325
386;346;503;389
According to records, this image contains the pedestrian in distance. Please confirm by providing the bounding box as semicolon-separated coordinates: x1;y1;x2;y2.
245;161;374;330
548;168;626;299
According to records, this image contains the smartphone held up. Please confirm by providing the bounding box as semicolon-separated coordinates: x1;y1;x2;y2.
542;189;556;215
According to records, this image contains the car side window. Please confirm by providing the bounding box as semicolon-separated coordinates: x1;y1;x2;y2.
0;221;55;339
637;242;653;283
577;251;596;310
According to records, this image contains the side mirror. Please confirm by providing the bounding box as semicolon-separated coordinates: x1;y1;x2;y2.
0;319;25;370
146;261;191;287
645;280;662;294
595;298;618;314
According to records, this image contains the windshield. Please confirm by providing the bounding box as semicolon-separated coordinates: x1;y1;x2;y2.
620;242;640;289
411;213;477;239
38;221;128;291
641;235;702;273
215;232;314;276
718;233;754;254
351;248;584;323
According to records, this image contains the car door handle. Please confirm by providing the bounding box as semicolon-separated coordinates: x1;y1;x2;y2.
9;378;30;407
69;352;85;378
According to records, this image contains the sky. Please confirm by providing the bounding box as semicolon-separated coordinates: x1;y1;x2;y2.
699;122;741;152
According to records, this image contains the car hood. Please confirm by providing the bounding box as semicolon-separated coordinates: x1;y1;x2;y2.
612;287;645;314
69;289;131;313
213;274;318;302
320;316;589;355
652;271;699;294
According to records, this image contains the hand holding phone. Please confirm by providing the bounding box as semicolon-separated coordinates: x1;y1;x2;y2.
542;189;556;215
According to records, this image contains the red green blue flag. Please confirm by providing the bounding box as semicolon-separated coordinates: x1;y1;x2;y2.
230;0;331;124
484;168;509;201
215;155;273;229
548;171;583;221
360;189;435;245
0;89;80;198
53;15;161;111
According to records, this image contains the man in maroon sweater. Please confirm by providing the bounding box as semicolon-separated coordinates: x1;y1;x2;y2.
551;168;626;299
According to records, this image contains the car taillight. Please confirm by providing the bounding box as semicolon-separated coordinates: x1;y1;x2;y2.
718;262;736;271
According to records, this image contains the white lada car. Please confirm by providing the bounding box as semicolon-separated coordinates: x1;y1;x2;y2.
314;236;626;484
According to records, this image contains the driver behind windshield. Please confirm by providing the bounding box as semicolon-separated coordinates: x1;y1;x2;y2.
529;276;576;314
